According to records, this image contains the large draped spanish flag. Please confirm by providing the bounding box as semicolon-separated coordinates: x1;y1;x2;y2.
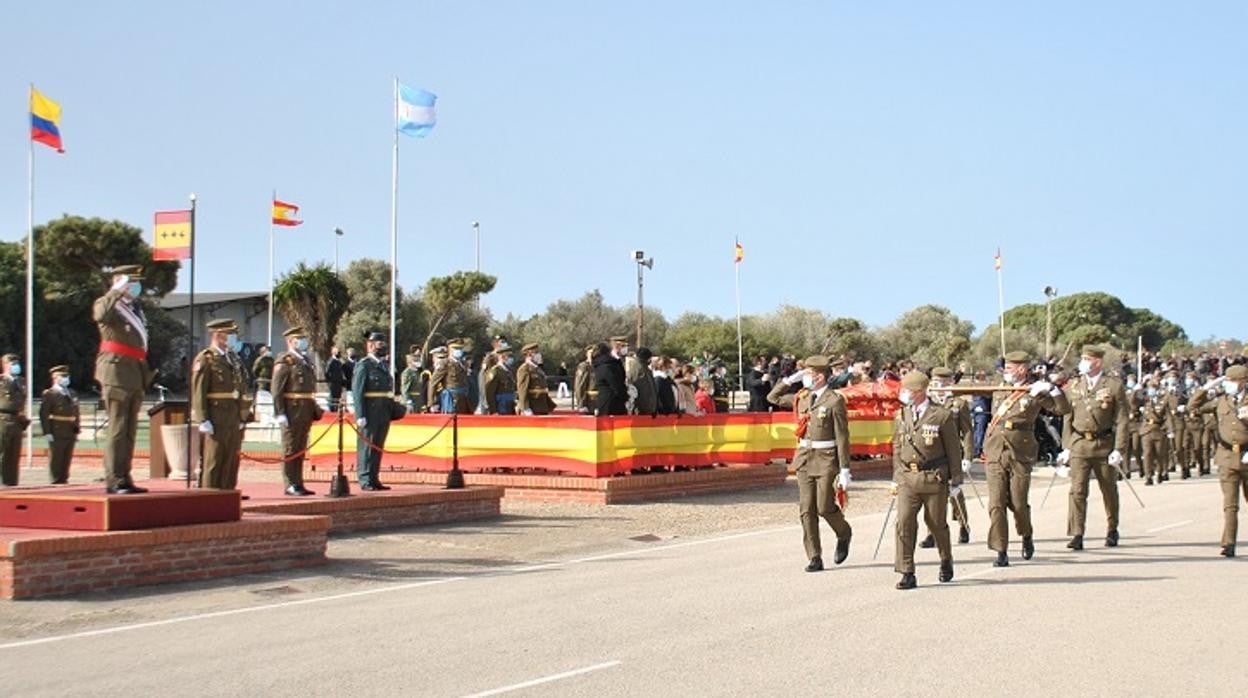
30;87;64;153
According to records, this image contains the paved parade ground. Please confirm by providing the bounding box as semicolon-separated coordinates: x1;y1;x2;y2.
1;470;1243;697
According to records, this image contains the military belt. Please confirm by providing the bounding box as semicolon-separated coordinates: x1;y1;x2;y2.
205;391;240;400
47;415;77;422
1078;428;1114;441
798;438;837;449
363;392;392;398
0;409;18;416
528;389;549;395
1002;420;1025;430
281;392;316;399
905;456;948;473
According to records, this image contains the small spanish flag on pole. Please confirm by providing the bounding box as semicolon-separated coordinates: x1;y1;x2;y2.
734;240;744;264
272;199;302;226
153;210;193;260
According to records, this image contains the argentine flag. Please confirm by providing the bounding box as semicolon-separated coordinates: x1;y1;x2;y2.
397;83;437;138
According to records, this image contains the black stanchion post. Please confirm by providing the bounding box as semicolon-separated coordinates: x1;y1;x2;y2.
446;411;465;489
328;406;350;497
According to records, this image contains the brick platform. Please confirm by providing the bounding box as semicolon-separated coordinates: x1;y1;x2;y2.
309;463;788;504
242;483;503;533
0;487;240;531
0;514;329;600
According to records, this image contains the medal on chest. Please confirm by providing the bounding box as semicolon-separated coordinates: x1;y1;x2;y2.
921;423;938;446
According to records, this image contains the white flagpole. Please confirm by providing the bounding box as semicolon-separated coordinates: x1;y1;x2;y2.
1137;335;1143;379
25;85;35;469
267;189;275;350
996;252;1006;358
734;239;744;392
389;77;399;365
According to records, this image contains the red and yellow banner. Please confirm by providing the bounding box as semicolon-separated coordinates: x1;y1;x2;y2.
152;210;192;260
272;199;302;226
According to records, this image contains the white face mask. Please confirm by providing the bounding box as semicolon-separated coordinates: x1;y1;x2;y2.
801;374;815;390
57;376;70;388
1078;359;1093;375
1225;381;1240;397
898;389;913;406
531;353;543;365
1002;371;1018;385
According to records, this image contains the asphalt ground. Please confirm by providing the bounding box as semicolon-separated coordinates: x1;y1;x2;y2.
1;467;1243;697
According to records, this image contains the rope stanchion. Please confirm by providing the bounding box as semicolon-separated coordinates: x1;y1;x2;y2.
238;422;334;464
328;407;349;497
343;416;453;456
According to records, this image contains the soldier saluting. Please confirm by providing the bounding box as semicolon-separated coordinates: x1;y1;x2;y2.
271;327;322;496
92;264;153;494
1188;365;1248;558
39;364;80;485
192;319;252;490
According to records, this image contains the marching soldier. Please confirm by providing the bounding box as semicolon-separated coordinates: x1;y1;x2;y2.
271;327;322;496
767;355;853;572
1200;398;1218;476
1057;346;1129;550
1165;373;1189;478
891;370;962;589
1189;365;1248;557
192;319;252;490
574;345;595;414
0;354;28;487
353;332;400;490
517;343;556;416
1125;379;1144;478
39;365;80;484
484;345;518;415
922;366;974;547
1180;371;1203;478
428;340;472;414
1138;378;1174;485
93;264;153;494
252;345;274;394
400;351;429;414
983;351;1071;567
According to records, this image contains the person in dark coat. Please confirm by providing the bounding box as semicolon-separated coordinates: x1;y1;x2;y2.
593;339;628;416
747;356;773;412
325;347;345;412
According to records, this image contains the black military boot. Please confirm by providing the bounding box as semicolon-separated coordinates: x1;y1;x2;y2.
1106;529;1120;547
1067;535;1084;551
1145;477;1153;486
1221;546;1236;558
993;551;1009;567
939;559;954;583
805;556;824;572
919;534;936;549
896;573;917;590
1022;536;1035;560
958;526;970;544
834;531;852;565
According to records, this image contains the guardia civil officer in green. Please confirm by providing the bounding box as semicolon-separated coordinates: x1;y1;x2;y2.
353;332;404;490
0;353;28;487
1189;365;1248;558
891;369;962;589
39;364;80;484
271;327;322;496
766;355;853;572
400;351;429;413
1057;345;1129;550
192;319;252;489
93;264;154;494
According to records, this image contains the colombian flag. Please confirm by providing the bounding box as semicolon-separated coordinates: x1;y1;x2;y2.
272;199;302;226
30;87;64;153
153;210;193;261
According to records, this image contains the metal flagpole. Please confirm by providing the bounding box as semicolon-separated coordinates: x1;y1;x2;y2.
389;77;399;366
187;193;197;489
996;250;1006;358
734;238;744;392
1137;335;1143;379
267;190;275;350
25;85;35;469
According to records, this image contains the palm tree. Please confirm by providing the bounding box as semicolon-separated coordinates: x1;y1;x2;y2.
273;263;350;372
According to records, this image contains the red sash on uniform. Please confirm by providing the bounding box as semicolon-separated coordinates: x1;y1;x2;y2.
793;389;811;439
99;341;146;361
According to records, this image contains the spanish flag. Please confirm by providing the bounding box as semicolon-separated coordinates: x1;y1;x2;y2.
994;247;1002;271
153;210;192;261
272;199;302;226
30;87;64;153
734;240;744;264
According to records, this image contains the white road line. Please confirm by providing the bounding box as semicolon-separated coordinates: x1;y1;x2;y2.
1146;520;1193;534
463;660;621;697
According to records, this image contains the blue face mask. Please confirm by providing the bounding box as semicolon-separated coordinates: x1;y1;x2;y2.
1146;387;1157;398
452;349;464;360
57;376;70;388
9;363;21;377
294;338;309;352
226;334;242;352
127;281;143;297
505;356;516;367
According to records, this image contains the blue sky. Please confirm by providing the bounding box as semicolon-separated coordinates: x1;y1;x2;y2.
3;2;1245;341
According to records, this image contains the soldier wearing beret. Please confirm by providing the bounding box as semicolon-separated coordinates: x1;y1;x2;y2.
93;264;154;494
1057;345;1129;550
1188;364;1248;557
270;327;322;495
353;332;400;490
767;355;853;571
0;353;28;486
39;364;80;484
484;344;518;415
517;343;556;416
892;370;962;589
922;367;974;547
193;319;252;489
983;351;1071;566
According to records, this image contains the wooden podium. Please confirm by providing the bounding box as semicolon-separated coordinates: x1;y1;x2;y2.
147;400;189;478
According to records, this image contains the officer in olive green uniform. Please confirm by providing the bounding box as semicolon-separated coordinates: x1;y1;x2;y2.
192;319;252;490
484;345;518;415
1189;365;1248;557
1125;382;1144;478
892;370;962;589
271;327;322;496
1164;374;1188;477
92;264;153;494
39;364;80;484
923;367;974;547
429;340;472;414
983;351;1071;566
0;354;28;487
1199;402;1217;476
252;346;274;394
767;355;853;571
353;332;401;490
1138;378;1174;485
573;345;595;414
1058;346;1129;550
517;343;556;416
400;352;429;413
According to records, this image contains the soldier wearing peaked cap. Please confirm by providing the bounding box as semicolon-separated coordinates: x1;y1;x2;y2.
429;340;472;414
1188;364;1248;557
484;344;517;415
983;351;1070;567
193;318;253;489
271;326;322;495
353;331;402;490
39;364;80;484
0;353;28;487
767;354;853;572
517;343;555;416
400;351;430;414
922;367;974;548
93;264;154;494
574;344;596;414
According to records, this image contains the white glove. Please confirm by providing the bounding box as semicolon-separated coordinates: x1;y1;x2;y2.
1056;449;1071;465
888;481;898;496
1029;381;1052;397
198;421;214;435
357;417;367;428
783;372;804;386
110;274;130;292
430;406;442;414
836;469;851;490
948;484;962;499
1242;451;1248;465
275;415;289;427
45;434;53;442
1108;450;1124;467
961;459;971;473
1056;465;1071;478
1167;432;1174;440
1202;376;1226;391
1176;405;1186;413
522;409;534;416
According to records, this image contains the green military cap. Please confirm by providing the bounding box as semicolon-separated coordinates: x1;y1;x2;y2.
829;358;846;371
1003;350;1031;364
496;344;514;355
901;370;930;391
49;364;70;374
448;340;464;350
804;355;830;372
110;264;144;279
931;367;955;379
522;342;539;353
1226;365;1248;381
4;353;21;363
609;335;629;344
1081;345;1105;359
206;318;238;333
584;344;596;353
283;326;307;338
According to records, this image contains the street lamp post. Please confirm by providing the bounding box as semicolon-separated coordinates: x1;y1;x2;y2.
334;227;344;274
633;250;653;346
471;221;481;272
1043;286;1058;359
